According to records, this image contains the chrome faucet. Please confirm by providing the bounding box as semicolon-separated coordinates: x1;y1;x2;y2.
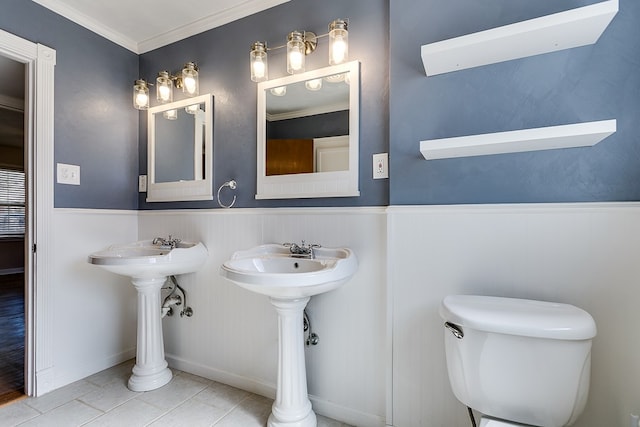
153;235;181;249
283;241;321;259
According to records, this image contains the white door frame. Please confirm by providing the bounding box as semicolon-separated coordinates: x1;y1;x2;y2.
0;28;56;397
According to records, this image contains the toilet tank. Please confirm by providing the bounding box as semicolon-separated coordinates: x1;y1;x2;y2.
440;295;597;427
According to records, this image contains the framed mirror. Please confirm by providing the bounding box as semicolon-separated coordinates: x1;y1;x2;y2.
256;61;360;199
147;93;213;202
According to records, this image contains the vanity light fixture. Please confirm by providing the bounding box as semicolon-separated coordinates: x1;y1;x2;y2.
185;104;200;114
250;19;348;81
133;79;150;110
250;41;268;82
305;78;323;91
133;62;200;110
270;86;287;96
163;109;177;120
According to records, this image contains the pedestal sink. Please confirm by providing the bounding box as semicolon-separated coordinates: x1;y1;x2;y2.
220;244;357;427
89;239;207;391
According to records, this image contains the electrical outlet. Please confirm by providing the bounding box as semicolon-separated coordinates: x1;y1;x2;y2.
373;153;389;179
57;163;80;185
631;414;639;427
139;175;147;192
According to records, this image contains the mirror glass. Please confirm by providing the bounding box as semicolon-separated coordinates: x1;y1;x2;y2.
147;94;213;202
256;61;359;199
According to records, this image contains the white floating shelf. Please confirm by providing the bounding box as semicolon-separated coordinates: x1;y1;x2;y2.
421;0;618;76
420;120;616;160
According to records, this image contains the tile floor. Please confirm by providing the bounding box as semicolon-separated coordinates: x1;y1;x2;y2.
0;360;351;426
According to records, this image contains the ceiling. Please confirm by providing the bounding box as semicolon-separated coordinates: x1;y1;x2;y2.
31;0;291;54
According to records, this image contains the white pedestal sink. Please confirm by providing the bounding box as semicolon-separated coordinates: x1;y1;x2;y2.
220;244;357;427
89;239;207;391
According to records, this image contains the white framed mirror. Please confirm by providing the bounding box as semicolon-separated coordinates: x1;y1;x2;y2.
147;93;213;202
256;61;360;199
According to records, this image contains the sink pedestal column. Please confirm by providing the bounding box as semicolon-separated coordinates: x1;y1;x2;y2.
268;297;317;427
128;277;172;392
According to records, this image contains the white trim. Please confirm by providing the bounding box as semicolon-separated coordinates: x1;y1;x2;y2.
33;0;291;54
32;0;138;52
0;28;56;397
166;353;386;427
0;30;56;396
33;43;56;397
387;201;640;215
138;0;291;54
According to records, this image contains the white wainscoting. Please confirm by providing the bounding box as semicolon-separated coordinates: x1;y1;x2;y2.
46;204;640;427
50;209;138;389
388;203;640;427
138;207;388;427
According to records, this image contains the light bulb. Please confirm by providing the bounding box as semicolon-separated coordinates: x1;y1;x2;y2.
133;79;149;110
158;85;171;101
329;19;349;65
287;31;305;74
184;76;197;95
270;86;286;96
289;50;303;71
156;71;173;103
135;92;148;108
181;62;199;96
163;109;177;120
305;79;322;91
331;36;347;64
250;41;268;82
185;104;199;114
253;58;265;80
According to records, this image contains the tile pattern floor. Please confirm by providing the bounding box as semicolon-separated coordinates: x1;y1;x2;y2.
0;360;352;426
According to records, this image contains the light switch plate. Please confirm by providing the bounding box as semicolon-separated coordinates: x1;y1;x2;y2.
139;175;147;192
373;153;389;179
57;163;80;185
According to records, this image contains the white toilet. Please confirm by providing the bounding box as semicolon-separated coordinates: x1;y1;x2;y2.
440;295;597;427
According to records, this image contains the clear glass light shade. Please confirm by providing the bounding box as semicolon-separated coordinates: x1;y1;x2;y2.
182;62;199;96
270;86;286;96
305;78;322;91
185;104;199;114
287;31;305;74
163;109;178;120
133;79;149;110
250;42;268;82
156;71;173;103
329;19;348;65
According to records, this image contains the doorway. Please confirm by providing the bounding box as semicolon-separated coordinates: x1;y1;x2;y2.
0;28;56;398
0;54;26;405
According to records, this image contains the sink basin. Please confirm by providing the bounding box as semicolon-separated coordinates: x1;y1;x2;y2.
88;239;207;392
220;243;358;298
89;240;208;279
220;243;357;427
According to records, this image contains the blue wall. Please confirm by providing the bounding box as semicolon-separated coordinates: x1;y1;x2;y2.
138;0;389;209
390;0;640;204
1;1;139;210
6;0;637;209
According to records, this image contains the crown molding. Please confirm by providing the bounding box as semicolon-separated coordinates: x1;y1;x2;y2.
33;0;291;54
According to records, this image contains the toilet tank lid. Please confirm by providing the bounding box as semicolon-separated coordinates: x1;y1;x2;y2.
440;295;597;340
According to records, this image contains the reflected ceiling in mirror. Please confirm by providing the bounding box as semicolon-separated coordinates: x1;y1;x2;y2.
147;93;213;202
256;61;360;199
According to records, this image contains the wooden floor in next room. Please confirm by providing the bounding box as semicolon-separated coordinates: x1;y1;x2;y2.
0;272;25;407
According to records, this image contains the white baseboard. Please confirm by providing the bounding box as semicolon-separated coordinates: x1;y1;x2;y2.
166;354;385;427
51;347;136;393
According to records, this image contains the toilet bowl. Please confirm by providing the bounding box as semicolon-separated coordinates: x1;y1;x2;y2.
440;295;597;427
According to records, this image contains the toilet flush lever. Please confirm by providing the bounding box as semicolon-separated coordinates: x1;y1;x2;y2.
445;322;464;339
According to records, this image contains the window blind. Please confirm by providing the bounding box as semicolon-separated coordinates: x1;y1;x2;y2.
0;168;25;236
